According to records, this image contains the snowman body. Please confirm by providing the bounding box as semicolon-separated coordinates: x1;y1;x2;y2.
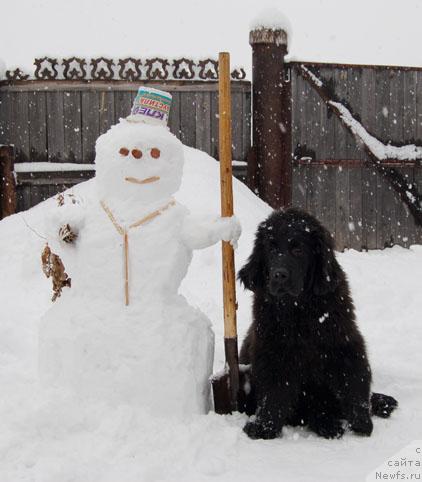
38;121;237;415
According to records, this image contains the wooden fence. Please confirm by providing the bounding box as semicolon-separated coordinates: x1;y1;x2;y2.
0;77;251;212
248;28;422;250
289;62;422;250
2;45;422;252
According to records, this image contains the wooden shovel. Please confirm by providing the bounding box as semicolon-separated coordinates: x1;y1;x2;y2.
211;52;240;414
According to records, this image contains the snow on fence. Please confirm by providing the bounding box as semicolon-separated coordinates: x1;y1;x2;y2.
0;59;251;212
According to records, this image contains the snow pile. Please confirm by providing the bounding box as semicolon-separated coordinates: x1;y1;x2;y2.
250;7;292;40
0;146;421;481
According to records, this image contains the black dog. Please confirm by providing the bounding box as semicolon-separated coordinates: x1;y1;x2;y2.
238;208;397;440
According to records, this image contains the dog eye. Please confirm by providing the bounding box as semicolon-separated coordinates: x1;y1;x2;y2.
291;247;303;257
119;147;129;157
150;148;161;159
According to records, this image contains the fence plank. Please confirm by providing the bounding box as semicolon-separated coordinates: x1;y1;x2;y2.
389;70;406;245
242;89;252;162
195;92;211;154
114;90;132;122
81;91;100;163
168;92;181;139
291;164;307;209
231;91;243;161
99;91;115;136
0;92;12;144
333;68;350;251
291;68;301;158
375;69;394;248
303;76;317;215
47;91;65;162
12;92;30;162
360;68;378;249
210;92;219;159
347;67;363;250
28;92;48;162
180;92;196;148
402;71;419;246
63;91;82;163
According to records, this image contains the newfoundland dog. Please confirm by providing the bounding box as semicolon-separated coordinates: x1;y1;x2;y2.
238;208;397;440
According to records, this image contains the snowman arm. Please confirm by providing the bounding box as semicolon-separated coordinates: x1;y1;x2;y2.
182;214;241;250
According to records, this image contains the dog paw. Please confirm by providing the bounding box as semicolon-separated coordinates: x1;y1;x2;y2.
371;393;398;418
243;420;280;440
311;418;345;439
350;415;373;436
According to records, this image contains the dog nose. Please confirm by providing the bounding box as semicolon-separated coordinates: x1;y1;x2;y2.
274;268;289;282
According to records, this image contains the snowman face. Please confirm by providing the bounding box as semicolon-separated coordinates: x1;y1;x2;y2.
95;120;184;207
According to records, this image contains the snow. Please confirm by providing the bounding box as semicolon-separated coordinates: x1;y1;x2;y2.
250;8;292;41
301;65;323;87
15;162;95;173
330;101;422;161
232;160;247;167
0;58;5;78
0;143;421;480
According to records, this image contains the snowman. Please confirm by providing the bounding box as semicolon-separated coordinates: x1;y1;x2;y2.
39;87;241;416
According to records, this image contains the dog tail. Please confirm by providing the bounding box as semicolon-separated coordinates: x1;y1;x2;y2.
371;392;398;418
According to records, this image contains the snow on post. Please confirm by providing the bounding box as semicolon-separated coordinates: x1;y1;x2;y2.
249;8;291;46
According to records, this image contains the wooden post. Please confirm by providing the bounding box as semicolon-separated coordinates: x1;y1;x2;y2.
0;145;17;219
218;52;239;412
249;28;291;208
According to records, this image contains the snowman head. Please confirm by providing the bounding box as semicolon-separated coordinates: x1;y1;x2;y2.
95;120;184;208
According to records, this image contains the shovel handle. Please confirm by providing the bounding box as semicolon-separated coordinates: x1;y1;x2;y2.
219;52;237;339
219;52;239;411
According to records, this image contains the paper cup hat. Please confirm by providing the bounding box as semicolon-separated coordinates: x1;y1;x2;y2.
127;87;172;126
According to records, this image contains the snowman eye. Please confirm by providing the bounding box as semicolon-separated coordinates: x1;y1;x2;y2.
131;149;143;159
119;147;129;157
150;148;161;159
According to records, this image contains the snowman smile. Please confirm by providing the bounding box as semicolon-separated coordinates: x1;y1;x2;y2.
125;176;160;185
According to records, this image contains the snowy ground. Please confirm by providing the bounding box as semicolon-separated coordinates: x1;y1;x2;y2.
0;147;421;481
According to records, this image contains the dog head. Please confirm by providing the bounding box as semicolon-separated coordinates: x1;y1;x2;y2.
238;208;341;299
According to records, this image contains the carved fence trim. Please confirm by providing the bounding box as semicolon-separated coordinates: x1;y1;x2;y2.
3;57;247;83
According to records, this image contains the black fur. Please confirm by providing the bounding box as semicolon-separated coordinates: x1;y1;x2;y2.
238;208;398;440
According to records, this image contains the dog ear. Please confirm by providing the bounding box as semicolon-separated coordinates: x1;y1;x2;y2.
238;224;266;292
312;227;341;296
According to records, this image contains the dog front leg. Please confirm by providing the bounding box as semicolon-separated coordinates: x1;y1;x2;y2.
333;349;373;436
243;381;299;440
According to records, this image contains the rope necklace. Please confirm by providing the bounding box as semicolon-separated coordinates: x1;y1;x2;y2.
100;199;176;305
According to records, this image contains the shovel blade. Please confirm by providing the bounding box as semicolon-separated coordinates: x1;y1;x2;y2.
211;372;232;414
